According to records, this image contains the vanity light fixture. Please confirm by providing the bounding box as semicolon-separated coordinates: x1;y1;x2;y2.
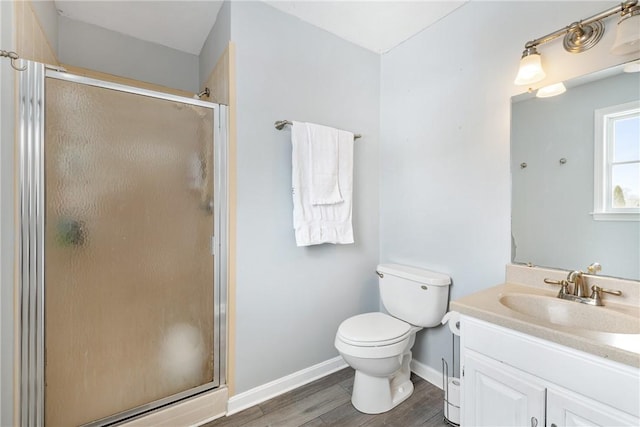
611;2;640;54
514;0;640;86
536;82;567;98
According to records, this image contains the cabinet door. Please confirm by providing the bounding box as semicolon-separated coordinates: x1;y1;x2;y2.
547;388;640;427
463;350;545;427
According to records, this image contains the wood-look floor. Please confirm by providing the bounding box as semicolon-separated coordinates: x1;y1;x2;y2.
204;368;450;427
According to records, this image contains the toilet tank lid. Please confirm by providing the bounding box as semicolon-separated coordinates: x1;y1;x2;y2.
377;264;451;286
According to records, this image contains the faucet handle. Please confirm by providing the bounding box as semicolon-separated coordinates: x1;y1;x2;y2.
544;278;570;295
590;285;622;296
589;285;622;306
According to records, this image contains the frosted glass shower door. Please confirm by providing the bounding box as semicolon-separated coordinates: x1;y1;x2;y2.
44;77;217;426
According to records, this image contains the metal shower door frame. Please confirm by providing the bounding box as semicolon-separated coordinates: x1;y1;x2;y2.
18;61;228;426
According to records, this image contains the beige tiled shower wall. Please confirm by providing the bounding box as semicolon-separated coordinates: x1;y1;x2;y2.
14;1;58;65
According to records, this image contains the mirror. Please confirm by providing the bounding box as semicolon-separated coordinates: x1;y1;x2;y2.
511;62;640;281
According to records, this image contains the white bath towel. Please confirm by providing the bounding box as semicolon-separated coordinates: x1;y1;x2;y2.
291;121;354;246
307;124;342;205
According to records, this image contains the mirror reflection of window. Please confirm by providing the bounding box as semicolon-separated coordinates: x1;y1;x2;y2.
594;100;640;219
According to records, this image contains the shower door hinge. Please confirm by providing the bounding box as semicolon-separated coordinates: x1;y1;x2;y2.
211;235;218;257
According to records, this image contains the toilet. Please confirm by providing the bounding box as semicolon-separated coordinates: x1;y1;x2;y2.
334;263;451;414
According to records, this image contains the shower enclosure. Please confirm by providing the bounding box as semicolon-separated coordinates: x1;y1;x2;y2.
18;62;227;426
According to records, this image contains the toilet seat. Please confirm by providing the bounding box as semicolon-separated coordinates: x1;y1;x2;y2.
335;313;415;359
337;312;411;347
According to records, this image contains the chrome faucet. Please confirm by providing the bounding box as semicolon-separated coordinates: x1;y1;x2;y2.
543;263;622;306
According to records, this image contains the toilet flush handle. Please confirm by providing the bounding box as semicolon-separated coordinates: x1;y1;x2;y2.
376;270;384;278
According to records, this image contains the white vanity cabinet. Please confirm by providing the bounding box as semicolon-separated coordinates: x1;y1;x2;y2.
546;388;639;427
463;349;545;426
460;316;640;427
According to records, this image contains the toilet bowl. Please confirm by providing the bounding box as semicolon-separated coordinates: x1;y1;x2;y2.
335;264;451;414
335;312;421;414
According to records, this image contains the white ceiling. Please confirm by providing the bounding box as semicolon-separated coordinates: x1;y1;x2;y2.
53;1;468;56
265;1;467;53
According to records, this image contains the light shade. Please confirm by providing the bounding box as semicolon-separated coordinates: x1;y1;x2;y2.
536;82;567;98
514;50;546;85
623;60;640;73
611;6;640;55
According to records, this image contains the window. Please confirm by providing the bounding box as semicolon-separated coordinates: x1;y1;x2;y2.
594;101;640;221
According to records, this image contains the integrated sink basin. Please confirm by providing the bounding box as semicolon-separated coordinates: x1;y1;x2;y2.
499;293;640;334
451;276;640;367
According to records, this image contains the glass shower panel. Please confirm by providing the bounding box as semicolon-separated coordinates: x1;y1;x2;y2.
44;78;215;426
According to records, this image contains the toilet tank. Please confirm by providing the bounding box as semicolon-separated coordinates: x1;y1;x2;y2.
377;264;451;327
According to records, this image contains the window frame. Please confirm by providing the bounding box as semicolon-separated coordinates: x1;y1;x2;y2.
593;100;640;221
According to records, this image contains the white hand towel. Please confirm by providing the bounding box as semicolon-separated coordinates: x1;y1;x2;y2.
291;121;354;246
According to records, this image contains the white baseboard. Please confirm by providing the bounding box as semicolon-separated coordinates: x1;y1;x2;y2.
410;359;443;390
227;356;348;416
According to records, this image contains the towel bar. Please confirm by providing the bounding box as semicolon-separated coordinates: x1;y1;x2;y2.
274;120;362;139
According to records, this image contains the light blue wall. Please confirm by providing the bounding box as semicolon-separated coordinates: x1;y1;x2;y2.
380;0;514;372
230;1;381;393
57;16;199;93
379;1;631;372
199;0;230;89
512;72;640;279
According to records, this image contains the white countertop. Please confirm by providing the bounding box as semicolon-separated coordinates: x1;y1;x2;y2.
451;266;640;368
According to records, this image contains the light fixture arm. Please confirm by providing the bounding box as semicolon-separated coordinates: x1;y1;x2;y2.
523;0;637;51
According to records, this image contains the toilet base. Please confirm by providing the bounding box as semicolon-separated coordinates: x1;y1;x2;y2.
351;353;414;414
